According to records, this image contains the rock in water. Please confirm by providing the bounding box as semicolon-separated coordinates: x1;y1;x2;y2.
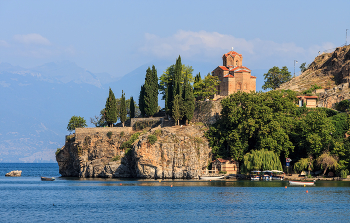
5;170;22;177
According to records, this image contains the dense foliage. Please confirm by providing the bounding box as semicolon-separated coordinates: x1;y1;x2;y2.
262;66;291;90
158;56;195;125
206;90;350;174
241;149;283;173
67;115;87;132
144;66;158;117
193;73;220;100
119;90;127;127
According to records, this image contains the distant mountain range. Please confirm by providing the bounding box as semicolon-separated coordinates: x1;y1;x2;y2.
0;60;266;162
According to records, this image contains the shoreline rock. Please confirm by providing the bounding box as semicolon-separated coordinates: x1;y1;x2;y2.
5;170;22;177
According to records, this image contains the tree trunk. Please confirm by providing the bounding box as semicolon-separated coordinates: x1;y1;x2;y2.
323;166;328;176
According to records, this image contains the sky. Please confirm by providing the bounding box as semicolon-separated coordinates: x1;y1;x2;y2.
0;1;350;81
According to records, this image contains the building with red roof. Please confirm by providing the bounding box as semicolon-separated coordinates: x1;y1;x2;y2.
212;51;256;96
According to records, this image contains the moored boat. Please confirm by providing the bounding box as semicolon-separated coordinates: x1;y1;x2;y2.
271;170;284;180
250;170;261;181
41;177;55;181
289;180;315;186
199;176;224;180
262;170;272;181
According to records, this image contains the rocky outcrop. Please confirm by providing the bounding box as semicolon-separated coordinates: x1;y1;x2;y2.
5;170;22;177
56;126;211;179
193;100;221;125
279;45;350;108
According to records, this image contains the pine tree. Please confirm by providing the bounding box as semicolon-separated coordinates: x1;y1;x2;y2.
105;87;118;127
139;85;145;117
120;90;127;127
130;96;135;118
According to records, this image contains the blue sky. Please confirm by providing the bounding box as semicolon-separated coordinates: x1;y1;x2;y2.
0;0;349;79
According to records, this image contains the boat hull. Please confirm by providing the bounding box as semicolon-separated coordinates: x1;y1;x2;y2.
289;180;315;186
41;177;55;181
199;176;224;180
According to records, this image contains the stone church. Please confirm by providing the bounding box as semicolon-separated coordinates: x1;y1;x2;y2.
212;51;256;96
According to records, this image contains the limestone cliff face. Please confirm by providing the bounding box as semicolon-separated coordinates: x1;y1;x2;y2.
56;126;211;179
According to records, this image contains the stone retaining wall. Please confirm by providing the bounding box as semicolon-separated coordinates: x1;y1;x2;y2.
74;127;133;143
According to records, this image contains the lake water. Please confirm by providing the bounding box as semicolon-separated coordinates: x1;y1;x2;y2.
1;163;350;222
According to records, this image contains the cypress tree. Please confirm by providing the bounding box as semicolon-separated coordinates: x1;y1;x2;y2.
152;65;158;113
182;73;195;124
105;88;118;127
130;96;135;118
144;66;158;117
120;90;127;127
139;85;145;117
172;94;181;125
165;65;174;117
173;55;182;97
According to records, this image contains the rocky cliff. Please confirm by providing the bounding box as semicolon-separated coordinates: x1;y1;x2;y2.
56;125;211;179
279;45;350;108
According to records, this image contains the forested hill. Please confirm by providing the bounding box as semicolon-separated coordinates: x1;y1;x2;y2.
279;45;350;92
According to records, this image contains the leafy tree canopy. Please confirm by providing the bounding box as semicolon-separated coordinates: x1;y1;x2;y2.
262;66;291;90
67;115;87;132
193;73;219;100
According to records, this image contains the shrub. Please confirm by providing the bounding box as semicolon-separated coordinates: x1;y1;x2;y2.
120;132;141;150
112;155;120;161
107;131;113;139
154;129;162;137
218;171;227;174
55;148;61;156
148;135;157;145
120;131;125;137
194;137;203;144
66;135;74;142
340;169;349;178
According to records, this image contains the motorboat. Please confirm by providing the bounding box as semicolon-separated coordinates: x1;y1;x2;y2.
250;170;261;181
41;177;55;181
199;176;225;180
262;170;272;181
271;170;284;180
289;180;315;186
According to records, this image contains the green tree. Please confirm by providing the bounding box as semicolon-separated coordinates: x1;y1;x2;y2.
335;100;350;112
182;72;195;124
67;115;87;132
294;156;313;175
144;66;158;117
139;85;145;117
130;96;135;118
105;88;118;127
120;90;127;127
193;73;219;100
262;66;291;90
316;150;339;176
241;149;283;174
206;90;298;160
299;62;307;73
172;94;182;125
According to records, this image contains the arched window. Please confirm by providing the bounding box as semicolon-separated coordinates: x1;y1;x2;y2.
237;83;242;90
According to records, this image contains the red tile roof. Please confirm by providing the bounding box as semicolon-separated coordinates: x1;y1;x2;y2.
297;96;318;99
224;74;234;78
235;69;251;73
218;66;229;71
223;51;242;58
250;76;257;78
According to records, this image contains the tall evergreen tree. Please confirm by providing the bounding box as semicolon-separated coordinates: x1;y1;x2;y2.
172;94;181;125
182;73;195;124
165;65;174;117
130;96;135;118
139;85;145;117
144;66;158;117
173;55;182;97
120;90;127;127
105;87;118;127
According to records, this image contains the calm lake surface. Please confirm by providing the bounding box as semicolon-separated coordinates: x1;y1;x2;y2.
1;163;350;222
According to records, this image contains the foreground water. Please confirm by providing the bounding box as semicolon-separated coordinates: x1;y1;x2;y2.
1;164;350;222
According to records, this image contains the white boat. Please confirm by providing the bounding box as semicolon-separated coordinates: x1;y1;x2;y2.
289;180;315;186
271;170;284;180
262;170;272;181
250;170;261;181
199;176;225;180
